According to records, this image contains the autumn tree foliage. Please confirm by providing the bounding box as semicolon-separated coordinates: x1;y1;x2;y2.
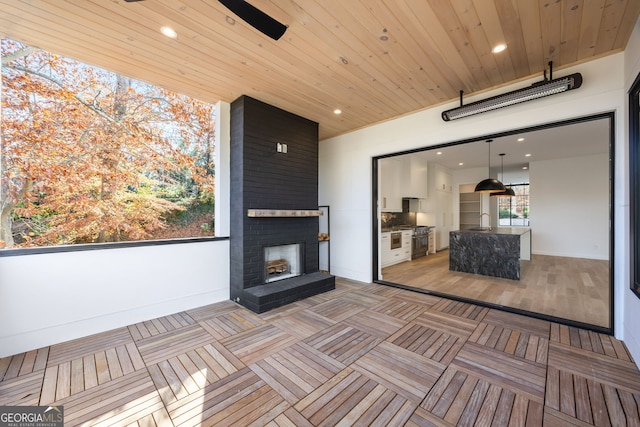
1;39;215;248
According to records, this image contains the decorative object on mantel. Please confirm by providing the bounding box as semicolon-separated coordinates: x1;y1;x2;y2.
247;209;324;217
475;139;506;193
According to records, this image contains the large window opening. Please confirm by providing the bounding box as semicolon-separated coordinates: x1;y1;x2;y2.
1;39;216;249
375;114;613;332
497;184;530;227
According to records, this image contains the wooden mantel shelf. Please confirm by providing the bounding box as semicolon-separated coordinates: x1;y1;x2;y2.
247;209;324;218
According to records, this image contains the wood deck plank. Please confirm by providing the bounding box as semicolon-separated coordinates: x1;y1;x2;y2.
618;388;640;426
475;384;502;426
269;408;314;427
602;384;627;425
493;389;515;426
40;366;58;405
353;341;444;402
443;374;478;425
117;344;136;375
370;298;427;321
17;350;37;377
82;355;98;390
70;358;84;395
457;378;490;425
586;378;611;427
574;375;594;424
508;396;529;427
47;327;132;366
1;283;639;426
560;369;577;417
0;371;43;406
3;353;24;380
341;309;407;339
548;341;640;394
95;351;111;385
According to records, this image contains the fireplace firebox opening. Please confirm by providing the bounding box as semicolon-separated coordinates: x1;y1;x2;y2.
264;243;304;283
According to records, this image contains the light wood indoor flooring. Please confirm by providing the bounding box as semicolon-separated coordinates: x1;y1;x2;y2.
382;251;610;328
1;278;637;426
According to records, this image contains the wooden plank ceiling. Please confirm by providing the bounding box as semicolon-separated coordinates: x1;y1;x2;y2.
0;0;638;139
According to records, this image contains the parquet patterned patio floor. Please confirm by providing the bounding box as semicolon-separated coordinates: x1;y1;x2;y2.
1;278;639;426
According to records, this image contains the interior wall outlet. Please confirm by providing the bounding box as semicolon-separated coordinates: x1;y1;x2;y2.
276;142;288;153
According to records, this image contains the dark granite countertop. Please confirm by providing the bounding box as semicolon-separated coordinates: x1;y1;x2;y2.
453;227;530;236
381;225;435;233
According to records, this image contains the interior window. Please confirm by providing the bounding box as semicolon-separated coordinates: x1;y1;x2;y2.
497;184;530;227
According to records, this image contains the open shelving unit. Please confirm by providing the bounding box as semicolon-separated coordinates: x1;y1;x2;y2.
460;192;481;230
318;205;330;272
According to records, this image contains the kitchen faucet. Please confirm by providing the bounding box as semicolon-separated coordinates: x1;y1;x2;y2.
480;212;491;230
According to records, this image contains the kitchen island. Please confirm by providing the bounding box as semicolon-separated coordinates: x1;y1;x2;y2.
449;228;531;280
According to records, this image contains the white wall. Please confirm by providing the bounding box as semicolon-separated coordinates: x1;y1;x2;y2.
529;153;609;259
623;18;640;369
319;52;627;340
0;102;232;358
0;241;229;357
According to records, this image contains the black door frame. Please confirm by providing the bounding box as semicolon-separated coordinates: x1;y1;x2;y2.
372;112;615;335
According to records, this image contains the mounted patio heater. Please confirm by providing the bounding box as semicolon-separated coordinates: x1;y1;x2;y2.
442;64;582;121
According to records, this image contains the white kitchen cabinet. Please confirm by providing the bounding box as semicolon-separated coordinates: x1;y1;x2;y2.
402;230;411;259
402;156;429;199
428;229;436;254
381;232;391;266
426;163;453;249
430;163;452;193
409;198;430;213
379;158;402;212
380;230;411;267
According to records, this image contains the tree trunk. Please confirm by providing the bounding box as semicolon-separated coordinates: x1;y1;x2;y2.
96;74;130;243
0;205;15;248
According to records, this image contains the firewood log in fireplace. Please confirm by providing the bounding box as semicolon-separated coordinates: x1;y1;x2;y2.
266;259;288;274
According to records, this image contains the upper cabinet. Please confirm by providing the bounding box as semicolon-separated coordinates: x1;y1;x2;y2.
401;156;429;199
428;163;452;194
379;157;402;212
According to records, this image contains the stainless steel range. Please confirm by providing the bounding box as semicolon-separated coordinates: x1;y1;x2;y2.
412;226;430;259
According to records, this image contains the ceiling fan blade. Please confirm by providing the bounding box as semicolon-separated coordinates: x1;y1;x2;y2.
218;0;287;40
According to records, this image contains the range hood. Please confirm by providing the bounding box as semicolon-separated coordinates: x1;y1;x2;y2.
402;197;418;213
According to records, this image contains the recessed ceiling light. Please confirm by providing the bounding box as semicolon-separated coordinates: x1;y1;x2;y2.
523;166;528;170
436;151;442;155
333;109;342;115
517;138;524;142
160;26;178;39
492;44;507;54
458;162;464;166
525;153;532;157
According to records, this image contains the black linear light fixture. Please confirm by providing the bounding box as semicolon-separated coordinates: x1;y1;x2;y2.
442;62;582;121
475;140;506;193
491;153;516;198
218;0;288;40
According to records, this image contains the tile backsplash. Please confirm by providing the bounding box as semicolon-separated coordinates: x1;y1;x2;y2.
381;212;416;229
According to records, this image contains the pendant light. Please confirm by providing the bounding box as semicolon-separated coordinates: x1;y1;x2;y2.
491;153;516;198
475;139;506;193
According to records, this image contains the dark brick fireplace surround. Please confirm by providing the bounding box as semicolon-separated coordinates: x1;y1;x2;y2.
230;96;335;313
